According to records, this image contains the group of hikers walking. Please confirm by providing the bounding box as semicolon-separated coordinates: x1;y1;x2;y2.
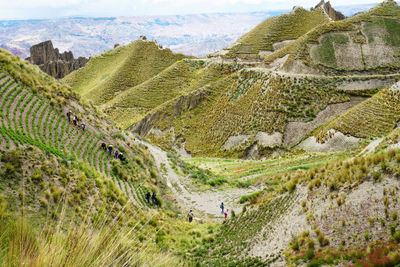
187;202;229;223
145;191;158;206
67;110;126;162
66;110;85;131
101;142;125;161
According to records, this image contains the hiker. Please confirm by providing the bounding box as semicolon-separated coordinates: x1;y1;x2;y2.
224;209;229;221
108;144;113;155
81;123;85;131
151;192;157;205
220;202;224;214
114;150;119;159
66;111;72;122
118;152;124;161
73;116;77;126
188;210;194;223
145;192;151;204
101;142;106;150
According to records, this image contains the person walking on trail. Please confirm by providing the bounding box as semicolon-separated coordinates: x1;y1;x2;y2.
81;123;85;131
66;111;72;123
118;152;124;161
151;192;157;205
224;208;229;221
145;192;151;204
188;210;194;223
73;116;77;126
114;150;119;159
108;145;113;155
220;202;224;214
101;142;106;150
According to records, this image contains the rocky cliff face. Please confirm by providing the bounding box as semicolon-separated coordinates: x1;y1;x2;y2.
26;40;88;79
313;0;345;21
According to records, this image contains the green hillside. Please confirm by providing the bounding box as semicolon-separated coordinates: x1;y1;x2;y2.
131;68;362;157
314;83;400;142
0;48;220;266
220;7;330;59
265;0;400;74
63;40;187;105
0;48;163;213
103;59;230;129
191;147;400;266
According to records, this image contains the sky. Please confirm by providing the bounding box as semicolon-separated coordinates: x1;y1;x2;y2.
0;0;385;20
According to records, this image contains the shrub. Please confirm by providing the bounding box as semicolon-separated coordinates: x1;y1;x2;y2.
393;231;400;242
364;232;371;241
373;170;382;181
392;211;398;221
39;198;48;207
287;181;296;193
305;249;315;260
31;169;42;183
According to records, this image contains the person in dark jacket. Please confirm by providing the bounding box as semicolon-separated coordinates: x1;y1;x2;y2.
188;210;194;223
145;192;150;204
151;192;157;205
66;111;72;122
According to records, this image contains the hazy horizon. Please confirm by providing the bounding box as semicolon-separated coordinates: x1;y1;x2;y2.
0;0;388;20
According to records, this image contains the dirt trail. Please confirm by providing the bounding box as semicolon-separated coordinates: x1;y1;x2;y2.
136;139;260;219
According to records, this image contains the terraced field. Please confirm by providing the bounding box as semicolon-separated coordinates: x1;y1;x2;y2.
193;192;301;265
315;88;400;142
185;151;350;185
0;71;152;207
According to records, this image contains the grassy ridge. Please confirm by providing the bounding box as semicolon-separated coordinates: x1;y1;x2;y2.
64;40;187;105
314;88;400;141
264;0;400;74
223;7;329;59
146;69;349;157
104;60;229;129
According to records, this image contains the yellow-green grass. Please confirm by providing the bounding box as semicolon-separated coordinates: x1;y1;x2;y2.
264;0;400;74
314;88;400;142
192;148;400;266
63;40;187;105
104;60;229;129
0;48;74;105
146;70;349;157
224;7;329;59
185;151;350;183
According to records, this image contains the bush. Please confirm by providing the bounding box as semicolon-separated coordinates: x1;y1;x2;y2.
239;191;262;204
392;211;398;221
305;249;315;260
393;231;400;242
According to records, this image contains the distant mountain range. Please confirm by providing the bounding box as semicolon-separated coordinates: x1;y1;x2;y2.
0;3;381;58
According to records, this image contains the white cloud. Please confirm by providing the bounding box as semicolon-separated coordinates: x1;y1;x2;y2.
0;0;387;19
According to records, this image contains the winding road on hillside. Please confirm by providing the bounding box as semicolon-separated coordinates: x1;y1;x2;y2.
135;139;261;219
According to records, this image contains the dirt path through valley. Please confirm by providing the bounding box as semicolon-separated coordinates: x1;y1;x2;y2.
136;139;260;219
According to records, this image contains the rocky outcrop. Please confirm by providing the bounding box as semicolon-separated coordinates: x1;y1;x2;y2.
313;0;345;21
26;40;88;79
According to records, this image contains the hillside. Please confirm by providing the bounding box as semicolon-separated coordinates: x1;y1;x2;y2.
63;40;187;105
2;1;400;265
264;0;400;75
313;83;400;144
190;147;400;266
130;68;400;158
103;59;231;129
212;6;330;60
0;47;167;212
